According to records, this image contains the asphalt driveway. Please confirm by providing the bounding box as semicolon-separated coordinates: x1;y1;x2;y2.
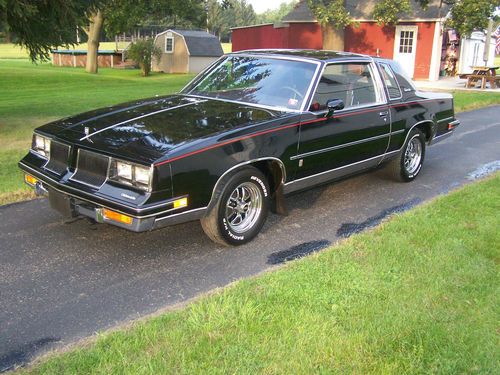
1;105;499;371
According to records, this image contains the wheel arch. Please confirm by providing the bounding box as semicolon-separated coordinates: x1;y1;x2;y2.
405;119;435;145
208;157;286;208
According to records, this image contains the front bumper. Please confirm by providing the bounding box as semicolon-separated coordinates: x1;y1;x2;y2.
20;163;206;232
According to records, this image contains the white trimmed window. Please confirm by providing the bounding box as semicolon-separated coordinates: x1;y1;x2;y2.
165;34;174;53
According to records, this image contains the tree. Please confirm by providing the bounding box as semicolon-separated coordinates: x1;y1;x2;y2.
0;0;205;73
207;0;257;42
85;0;206;73
446;0;498;36
307;0;499;45
0;0;98;61
307;0;354;50
127;38;161;76
256;1;298;24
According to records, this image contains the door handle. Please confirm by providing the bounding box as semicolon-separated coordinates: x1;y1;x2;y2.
379;111;389;117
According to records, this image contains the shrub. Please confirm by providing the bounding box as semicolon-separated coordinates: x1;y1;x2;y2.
127;38;162;76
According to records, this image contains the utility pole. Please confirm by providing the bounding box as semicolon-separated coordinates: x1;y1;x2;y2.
205;0;209;33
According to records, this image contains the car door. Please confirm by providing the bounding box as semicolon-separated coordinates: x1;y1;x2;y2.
293;61;391;180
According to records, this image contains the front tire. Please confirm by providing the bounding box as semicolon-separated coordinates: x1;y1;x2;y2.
200;167;270;246
388;128;426;182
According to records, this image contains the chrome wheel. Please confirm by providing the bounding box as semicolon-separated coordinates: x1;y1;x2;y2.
225;182;262;234
404;136;422;175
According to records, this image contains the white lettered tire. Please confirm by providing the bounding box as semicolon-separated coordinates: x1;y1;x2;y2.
388;128;426;182
201;167;270;246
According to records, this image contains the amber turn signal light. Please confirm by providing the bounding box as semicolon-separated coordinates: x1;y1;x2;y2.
173;197;188;209
102;208;133;225
25;174;38;186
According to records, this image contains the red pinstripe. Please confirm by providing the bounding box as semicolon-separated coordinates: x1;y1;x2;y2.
154;99;440;167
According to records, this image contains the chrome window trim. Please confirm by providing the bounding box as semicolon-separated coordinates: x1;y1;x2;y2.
303;60;387;112
69;148;111;189
182;54;323;113
301;61;323;112
377;62;403;100
180;55;226;93
228;52;327;65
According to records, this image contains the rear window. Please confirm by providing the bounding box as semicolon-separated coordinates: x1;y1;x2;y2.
379;63;401;99
388;61;417;92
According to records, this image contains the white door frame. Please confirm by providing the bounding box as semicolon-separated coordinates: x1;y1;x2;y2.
393;25;418;78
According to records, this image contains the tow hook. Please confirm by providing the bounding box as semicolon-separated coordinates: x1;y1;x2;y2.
34;181;48;197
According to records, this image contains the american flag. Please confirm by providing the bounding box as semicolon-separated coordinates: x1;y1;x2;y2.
495;25;500;55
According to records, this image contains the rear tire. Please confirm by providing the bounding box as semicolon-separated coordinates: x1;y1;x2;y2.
388;128;426;182
200;167;270;246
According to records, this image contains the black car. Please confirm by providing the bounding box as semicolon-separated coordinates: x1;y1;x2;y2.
19;50;460;245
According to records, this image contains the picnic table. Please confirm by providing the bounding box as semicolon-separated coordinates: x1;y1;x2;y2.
460;66;499;89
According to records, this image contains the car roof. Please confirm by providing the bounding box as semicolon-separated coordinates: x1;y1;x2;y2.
230;49;373;63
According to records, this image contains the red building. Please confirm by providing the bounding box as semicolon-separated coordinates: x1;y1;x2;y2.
232;0;449;81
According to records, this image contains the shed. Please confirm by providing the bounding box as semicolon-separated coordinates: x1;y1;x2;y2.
152;29;224;74
457;31;497;74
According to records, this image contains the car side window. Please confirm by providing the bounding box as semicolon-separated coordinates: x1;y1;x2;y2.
379;63;401;99
310;62;378;111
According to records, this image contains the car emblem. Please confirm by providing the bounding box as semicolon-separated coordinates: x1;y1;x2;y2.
121;193;136;200
84;127;90;136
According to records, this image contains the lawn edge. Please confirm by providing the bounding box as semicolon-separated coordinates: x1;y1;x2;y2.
17;172;499;373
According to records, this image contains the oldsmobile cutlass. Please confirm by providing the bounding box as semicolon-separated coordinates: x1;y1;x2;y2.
19;50;460;245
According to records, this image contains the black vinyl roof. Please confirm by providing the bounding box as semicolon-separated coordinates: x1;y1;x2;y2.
169;29;224;57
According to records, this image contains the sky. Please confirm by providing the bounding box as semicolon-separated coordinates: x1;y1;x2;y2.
247;0;294;14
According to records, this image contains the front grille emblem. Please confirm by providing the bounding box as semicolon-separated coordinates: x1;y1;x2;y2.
84;127;90;136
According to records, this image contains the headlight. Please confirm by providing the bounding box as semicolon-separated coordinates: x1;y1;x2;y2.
109;159;152;192
116;162;133;180
32;134;51;158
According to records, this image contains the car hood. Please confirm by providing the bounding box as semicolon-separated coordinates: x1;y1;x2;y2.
38;95;284;164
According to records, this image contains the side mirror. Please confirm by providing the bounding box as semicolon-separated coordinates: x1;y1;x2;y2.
326;99;344;118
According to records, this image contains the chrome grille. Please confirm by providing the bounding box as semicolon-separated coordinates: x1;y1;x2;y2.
45;141;70;175
70;149;110;188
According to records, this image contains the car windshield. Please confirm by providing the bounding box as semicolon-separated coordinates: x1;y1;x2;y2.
182;55;318;110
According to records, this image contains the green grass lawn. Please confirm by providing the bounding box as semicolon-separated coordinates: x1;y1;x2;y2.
0;57;499;205
453;90;500;112
21;173;499;374
0;60;193;204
